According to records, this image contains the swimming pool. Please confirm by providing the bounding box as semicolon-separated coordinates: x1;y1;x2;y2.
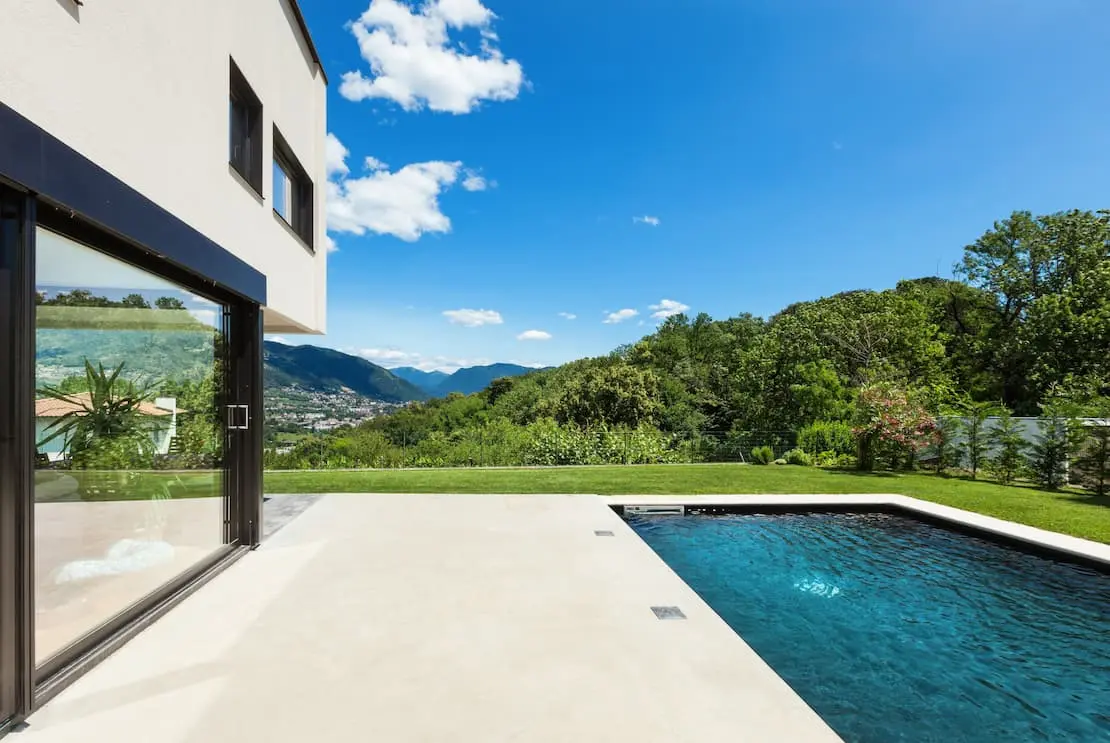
626;510;1110;743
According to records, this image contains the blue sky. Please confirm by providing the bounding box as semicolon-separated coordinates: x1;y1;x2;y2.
286;0;1110;372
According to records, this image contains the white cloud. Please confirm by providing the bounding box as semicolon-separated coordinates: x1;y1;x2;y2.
325;133;489;242
516;329;552;341
356;347;421;364
443;308;503;327
267;335;289;344
188;309;218;327
649;299;690;319
352;346;493;373
325;133;350;177
603;308;638;324
339;0;525;115
186;293;217;307
364;155;389;171
557;312;577;320
461;170;489;191
633;215;661;226
323;234;339;253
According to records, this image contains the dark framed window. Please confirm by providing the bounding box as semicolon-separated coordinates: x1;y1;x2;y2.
272;126;314;249
229;59;263;194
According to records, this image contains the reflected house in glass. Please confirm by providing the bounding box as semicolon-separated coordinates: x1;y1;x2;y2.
0;0;328;731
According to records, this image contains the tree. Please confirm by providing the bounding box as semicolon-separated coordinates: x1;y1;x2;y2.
121;293;151;309
550;362;660;429
1073;422;1110;496
854;384;938;471
933;416;964;475
1028;401;1082;490
957;400;1002;479
957;209;1110;412
987;411;1027;485
155;296;187;310
1072;398;1110;496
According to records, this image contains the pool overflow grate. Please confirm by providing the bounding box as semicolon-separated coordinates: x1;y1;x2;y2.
624;505;685;516
651;606;687;620
594;529;614;537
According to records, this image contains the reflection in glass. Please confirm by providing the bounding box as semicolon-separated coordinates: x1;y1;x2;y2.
34;227;227;663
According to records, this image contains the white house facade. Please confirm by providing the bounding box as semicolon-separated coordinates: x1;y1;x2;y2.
0;0;327;729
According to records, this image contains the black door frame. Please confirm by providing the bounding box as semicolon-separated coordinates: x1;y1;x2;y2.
0;102;266;729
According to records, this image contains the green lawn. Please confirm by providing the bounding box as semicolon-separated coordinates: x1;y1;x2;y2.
264;464;1110;544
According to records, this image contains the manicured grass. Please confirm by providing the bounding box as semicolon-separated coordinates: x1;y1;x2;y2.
264;464;1110;544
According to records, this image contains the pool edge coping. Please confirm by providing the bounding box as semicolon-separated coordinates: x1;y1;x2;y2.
604;493;1110;569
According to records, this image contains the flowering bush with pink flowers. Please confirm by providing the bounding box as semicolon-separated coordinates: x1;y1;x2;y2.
854;384;939;470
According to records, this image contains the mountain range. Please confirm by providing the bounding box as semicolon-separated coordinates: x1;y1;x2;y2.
263;342;543;401
393;363;545;396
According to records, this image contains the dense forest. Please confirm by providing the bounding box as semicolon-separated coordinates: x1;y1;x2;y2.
266;209;1110;493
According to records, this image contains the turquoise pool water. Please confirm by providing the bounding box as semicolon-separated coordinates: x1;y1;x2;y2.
627;511;1110;743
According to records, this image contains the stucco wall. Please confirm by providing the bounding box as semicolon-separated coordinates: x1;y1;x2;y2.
0;0;327;334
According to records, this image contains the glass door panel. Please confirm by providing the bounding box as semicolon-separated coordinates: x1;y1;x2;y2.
33;227;230;664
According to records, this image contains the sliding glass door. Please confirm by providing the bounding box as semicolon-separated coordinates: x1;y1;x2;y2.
32;227;234;665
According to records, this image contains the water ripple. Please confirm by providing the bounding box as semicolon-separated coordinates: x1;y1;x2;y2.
628;512;1110;743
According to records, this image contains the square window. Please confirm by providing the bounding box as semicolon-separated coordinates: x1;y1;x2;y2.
229;59;263;194
272;126;314;249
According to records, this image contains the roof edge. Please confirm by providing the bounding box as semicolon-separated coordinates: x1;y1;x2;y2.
288;0;329;86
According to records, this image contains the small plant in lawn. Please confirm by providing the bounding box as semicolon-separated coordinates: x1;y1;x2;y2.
784;448;813;466
750;446;775;465
987;411;1028;486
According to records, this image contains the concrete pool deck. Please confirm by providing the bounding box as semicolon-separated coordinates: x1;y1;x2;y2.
20;494;842;743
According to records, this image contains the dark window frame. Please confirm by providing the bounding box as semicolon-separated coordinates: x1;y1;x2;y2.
229;59;263;195
271;126;314;250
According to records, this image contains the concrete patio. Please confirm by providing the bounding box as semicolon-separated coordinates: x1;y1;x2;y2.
19;493;840;742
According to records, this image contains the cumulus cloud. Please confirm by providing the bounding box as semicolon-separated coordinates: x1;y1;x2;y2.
323;234;339;253
461;170;490;191
516;329;552;341
325;133;494;243
188;309;218;327
186;293;217;307
443;308;503;327
649;299;690;319
603;309;639;324
339;0;525;115
352;347;494;373
327;133;491;242
557;312;577;320
325;133;350;177
633;215;661;226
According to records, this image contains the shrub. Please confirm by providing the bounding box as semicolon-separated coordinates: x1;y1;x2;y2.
797;421;855;457
932;416;964;474
1073;423;1110;496
750;445;775;465
987;412;1028;485
815;451;857;469
853;385;938;471
1028;404;1082;490
783;448;813;466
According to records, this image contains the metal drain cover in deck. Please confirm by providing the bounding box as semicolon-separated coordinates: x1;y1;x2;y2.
651;606;687;620
594;530;615;537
